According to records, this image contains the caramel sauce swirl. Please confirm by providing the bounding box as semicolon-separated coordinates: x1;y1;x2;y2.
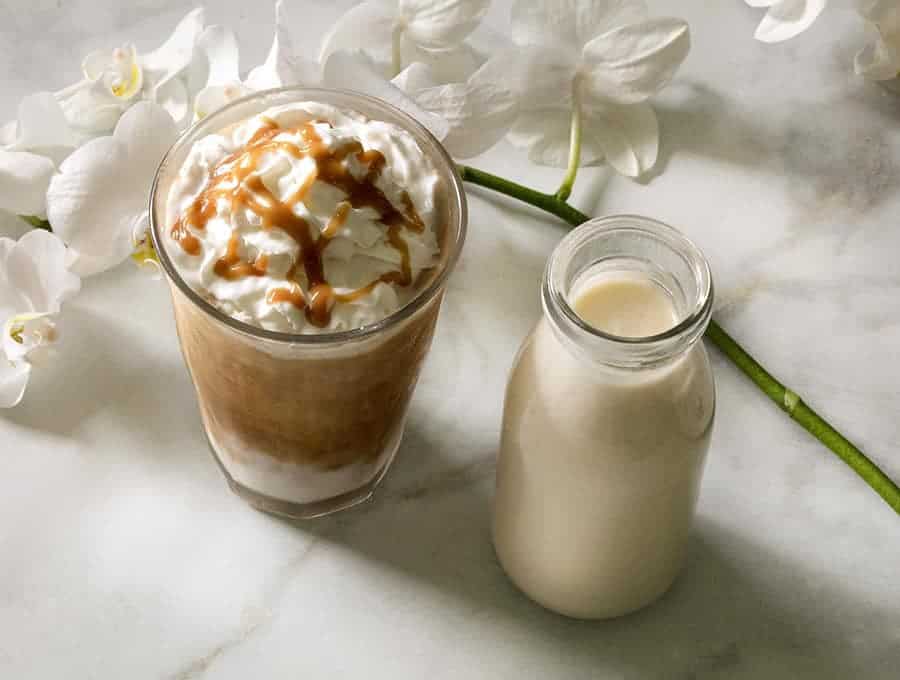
170;120;427;327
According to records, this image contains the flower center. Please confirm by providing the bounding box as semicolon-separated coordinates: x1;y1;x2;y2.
3;314;57;363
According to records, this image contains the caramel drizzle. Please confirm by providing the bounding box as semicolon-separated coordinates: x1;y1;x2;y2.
170;120;425;327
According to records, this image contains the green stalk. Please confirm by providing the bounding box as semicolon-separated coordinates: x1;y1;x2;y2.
555;95;582;202
459;163;900;516
459;165;589;227
19;215;51;230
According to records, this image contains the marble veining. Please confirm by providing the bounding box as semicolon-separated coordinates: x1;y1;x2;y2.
1;1;900;678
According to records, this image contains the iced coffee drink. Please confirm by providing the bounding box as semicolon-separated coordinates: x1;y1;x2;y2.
150;89;466;518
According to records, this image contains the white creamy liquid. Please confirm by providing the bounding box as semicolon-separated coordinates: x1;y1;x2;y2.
493;272;715;619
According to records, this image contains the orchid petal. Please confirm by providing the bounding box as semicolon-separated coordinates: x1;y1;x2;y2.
478;46;575;112
141;8;206;87
248;0;323;89
0;360;30;408
581;18;690;105
404;56;519;158
194;83;252;120
59;82;125;136
411;80;518;157
0;151;55;217
322;51;449;140
152;77;190;127
392;62;441;91
401;0;489;50
586;101;657;177
745;0;777;7
400;39;484;82
197;25;242;87
5;92;77;152
511;0;648;52
47;103;176;276
319;1;397;63
5;230;80;314
507;108;604;167
112;101;178;176
753;0;827;43
0;237;27;314
46;137;134;275
82;48;114;81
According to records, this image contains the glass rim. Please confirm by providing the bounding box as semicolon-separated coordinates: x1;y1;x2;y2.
544;214;714;348
149;86;467;345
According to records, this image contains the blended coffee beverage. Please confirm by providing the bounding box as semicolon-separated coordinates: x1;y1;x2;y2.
150;89;466;518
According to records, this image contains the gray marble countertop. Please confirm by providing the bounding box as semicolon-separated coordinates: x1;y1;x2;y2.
1;0;899;678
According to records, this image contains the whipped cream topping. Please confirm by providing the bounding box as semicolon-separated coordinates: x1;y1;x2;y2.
164;102;441;333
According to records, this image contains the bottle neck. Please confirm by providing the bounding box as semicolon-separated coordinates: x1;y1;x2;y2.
541;215;713;371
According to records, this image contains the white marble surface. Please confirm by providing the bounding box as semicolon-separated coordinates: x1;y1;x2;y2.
2;1;900;677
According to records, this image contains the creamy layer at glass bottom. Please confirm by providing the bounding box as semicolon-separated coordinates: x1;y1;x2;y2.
169;283;442;518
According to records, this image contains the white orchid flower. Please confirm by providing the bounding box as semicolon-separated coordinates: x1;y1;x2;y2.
192;25;253;120
500;0;689;179
1;92;77;157
189;0;449;140
744;0;827;43
58;9;205;135
322;51;449;140
0;94;80;219
0;150;56;219
320;0;489;78
245;0;323;90
191;0;323;123
0;229;80;408
46;102;178;277
392;60;518;157
855;0;900;83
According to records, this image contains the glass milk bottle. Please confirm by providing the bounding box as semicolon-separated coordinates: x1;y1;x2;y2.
493;216;715;619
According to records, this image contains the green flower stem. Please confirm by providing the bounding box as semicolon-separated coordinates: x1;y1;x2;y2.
19;215;51;230
555;98;582;202
459;163;900;516
458;165;589;227
706;321;900;514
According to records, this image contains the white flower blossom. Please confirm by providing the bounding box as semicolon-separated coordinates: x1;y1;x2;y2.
46;102;178;276
744;0;827;43
56;9;206;135
855;0;900;83
1;92;77;158
0;229;80;408
501;0;690;177
320;0;489;79
392;60;518;157
0;94;79;219
192;1;450;141
0;150;57;219
193;0;322;120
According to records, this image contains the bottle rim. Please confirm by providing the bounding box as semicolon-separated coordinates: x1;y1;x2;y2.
541;215;714;369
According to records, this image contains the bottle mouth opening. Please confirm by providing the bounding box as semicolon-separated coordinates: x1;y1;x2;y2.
149;86;467;346
542;215;713;367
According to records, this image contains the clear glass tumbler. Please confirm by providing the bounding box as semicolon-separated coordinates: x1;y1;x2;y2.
150;88;467;519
